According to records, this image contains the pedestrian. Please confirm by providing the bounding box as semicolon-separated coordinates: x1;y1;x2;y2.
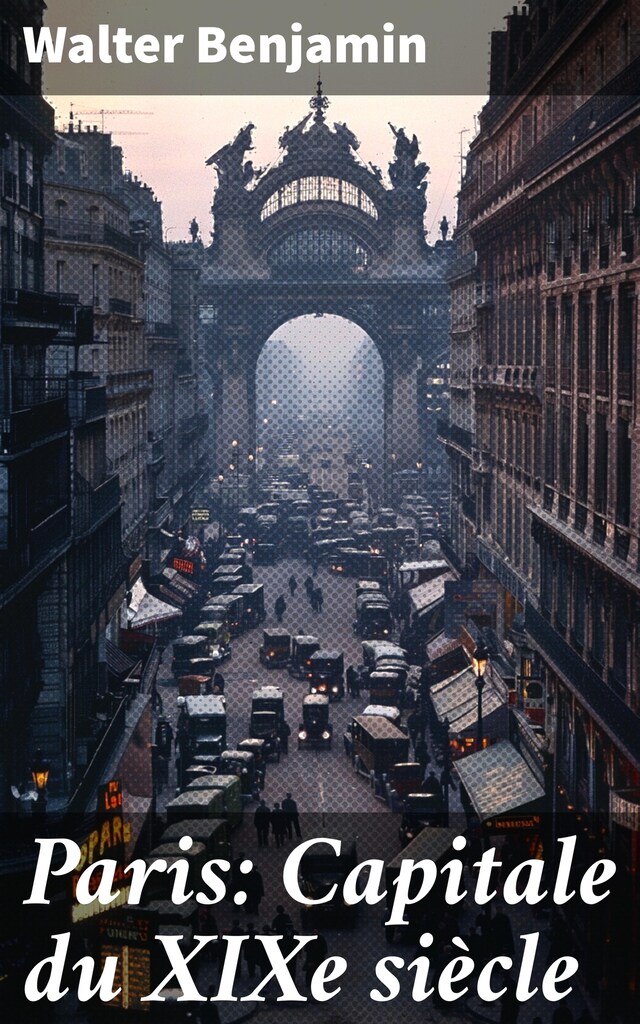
272;904;293;933
315;586;324;611
288;574;297;596
212;670;225;694
278;926;299;980
201;988;221;1024
407;707;423;748
155;716;173;760
282;792;302;839
275;595;287;622
304;575;314;597
254;799;271;847
310;588;318;612
271;802;287;847
491;907;515;957
346;665;358;698
243;926;262;979
499;969;520;1024
304;929;328;989
414;738;429;774
423;771;442;803
278;719;291;755
245;867;264;917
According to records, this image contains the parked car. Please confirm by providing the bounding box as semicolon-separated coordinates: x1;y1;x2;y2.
298;695;332;750
259;629;291;668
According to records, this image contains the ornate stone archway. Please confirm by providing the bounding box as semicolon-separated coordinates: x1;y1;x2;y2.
179;88;454;502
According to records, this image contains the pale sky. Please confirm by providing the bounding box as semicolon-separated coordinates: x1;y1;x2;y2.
47;94;485;241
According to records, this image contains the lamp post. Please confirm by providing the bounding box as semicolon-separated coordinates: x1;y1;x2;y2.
246;451;256;503
364;459;373;514
31;749;50;815
230;439;240;523
217;471;225;532
472;641;489;750
416;458;425;496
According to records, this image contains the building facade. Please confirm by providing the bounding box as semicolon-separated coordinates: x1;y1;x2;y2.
0;1;124;807
444;0;640;1016
44;126;150;562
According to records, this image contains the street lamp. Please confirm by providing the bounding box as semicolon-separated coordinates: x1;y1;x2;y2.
31;749;50;814
472;641;490;750
247;451;256;502
217;471;225;530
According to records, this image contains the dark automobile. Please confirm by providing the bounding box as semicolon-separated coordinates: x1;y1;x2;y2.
399;792;446;846
250;685;285;760
288;635;321;678
259;629;291;668
298;695;332;750
253;542;276;565
308;650;345;701
298;841;358;930
385;762;423;811
355;594;393;639
233;583;266;627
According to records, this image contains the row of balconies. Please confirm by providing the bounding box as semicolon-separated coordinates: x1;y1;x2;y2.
472;365;541;390
1;288;94;344
44;219;143;262
1;376;107;455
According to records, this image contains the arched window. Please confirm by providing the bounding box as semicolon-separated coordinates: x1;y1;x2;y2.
260;176;378;221
268;228;369;275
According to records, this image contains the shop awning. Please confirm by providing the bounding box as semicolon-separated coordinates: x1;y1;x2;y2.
387;827;460;869
428;632;464;661
399;559;450;574
453;741;546;822
105;639;139;681
162;567;199;596
408;572;456;616
127;579;182;628
430;666;508;736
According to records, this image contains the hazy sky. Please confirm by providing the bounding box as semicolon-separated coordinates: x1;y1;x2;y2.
47;94;485;241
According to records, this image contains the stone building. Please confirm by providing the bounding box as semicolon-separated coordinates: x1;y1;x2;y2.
444;1;640;1015
0;1;124;807
44;125;150;564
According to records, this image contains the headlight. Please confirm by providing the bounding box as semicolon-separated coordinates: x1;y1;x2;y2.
321;730;330;740
332;686;338;693
298;730;307;740
310;687;317;694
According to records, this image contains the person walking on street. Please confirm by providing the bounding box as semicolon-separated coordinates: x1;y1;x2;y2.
271;802;287;847
315;586;324;611
346;665;358;698
274;594;287;623
245;867;264;917
282;792;302;839
288;574;297;596
304;929;328;990
212;671;225;694
254;799;271;847
272;904;293;933
310;588;318;612
304;575;314;598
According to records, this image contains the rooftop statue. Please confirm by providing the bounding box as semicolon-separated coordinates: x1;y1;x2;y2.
388;124;429;188
206;123;256;184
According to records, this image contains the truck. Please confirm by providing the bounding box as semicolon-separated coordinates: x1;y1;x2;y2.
250;685;286;760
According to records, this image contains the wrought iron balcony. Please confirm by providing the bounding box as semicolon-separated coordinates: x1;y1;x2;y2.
45;218;142;261
73;476;121;537
1;289;94;344
525;603;640;768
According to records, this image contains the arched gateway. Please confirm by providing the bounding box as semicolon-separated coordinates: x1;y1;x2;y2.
175;88;454;503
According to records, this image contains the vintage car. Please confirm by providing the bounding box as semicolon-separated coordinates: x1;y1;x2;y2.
250;685;286;761
308;650;344;701
288;635;321;678
258;629;291;669
298;695;332;750
232;583;265;627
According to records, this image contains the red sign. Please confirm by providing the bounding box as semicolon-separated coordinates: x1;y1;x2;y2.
172;556;195;575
